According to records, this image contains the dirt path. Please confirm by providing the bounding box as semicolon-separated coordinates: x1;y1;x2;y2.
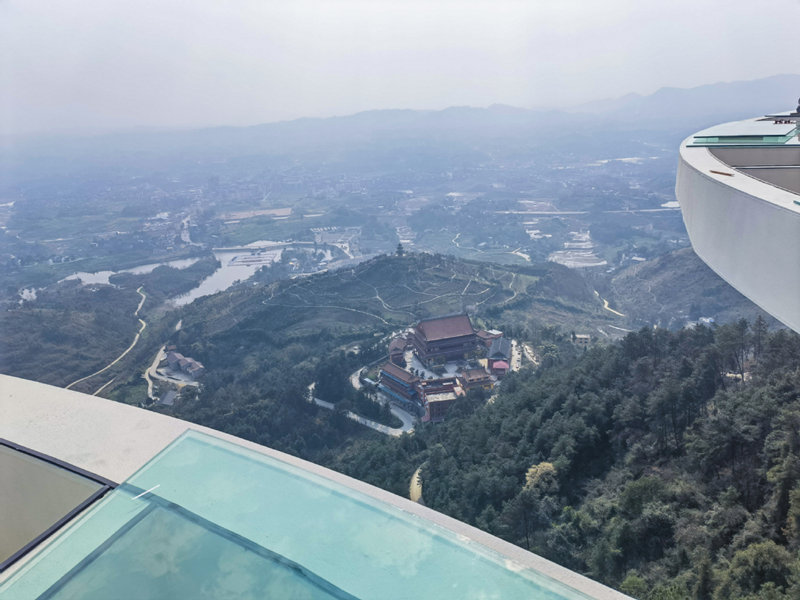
66;287;147;390
593;290;626;318
502;272;518;305
266;302;390;325
509;248;531;262
450;232;482;253
355;276;416;317
602;298;626;317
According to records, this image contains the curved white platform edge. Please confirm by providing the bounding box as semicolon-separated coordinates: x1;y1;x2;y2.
0;374;631;600
677;134;800;333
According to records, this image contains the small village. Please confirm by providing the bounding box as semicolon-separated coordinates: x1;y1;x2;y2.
375;314;521;423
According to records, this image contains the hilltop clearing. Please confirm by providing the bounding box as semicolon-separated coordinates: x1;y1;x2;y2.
176;252;615;343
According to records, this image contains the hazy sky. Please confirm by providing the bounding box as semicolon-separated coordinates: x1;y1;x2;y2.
2;0;797;136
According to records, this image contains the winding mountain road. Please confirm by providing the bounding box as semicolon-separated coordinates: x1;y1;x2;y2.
66;287;148;390
312;396;414;437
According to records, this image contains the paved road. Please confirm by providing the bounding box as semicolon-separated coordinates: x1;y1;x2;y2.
92;377;116;396
388;400;416;432
510;340;522;371
312;397;414;437
66;287;148;390
144;346;165;401
348;367;417;434
144;346;200;402
601;297;626;317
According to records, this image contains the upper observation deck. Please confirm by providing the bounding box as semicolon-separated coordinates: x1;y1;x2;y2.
676;109;800;332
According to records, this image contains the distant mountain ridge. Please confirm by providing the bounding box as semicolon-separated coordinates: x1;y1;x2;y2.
15;74;800;148
5;74;798;183
195;73;800;141
566;73;800;128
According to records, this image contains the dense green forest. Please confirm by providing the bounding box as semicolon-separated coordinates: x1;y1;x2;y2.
0;283;142;386
327;320;800;599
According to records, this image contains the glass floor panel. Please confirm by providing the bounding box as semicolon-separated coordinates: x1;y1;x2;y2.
1;431;593;600
39;504;353;600
0;442;110;571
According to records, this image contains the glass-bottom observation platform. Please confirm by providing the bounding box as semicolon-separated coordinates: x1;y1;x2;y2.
0;375;629;599
0;441;112;572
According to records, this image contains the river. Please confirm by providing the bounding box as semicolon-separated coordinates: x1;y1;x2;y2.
57;241;285;308
62;257;201;286
169;248;282;307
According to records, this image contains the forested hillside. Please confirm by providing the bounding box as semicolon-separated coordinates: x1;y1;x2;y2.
157;253;601;455
328;321;800;599
0;256;220;389
72;251;799;599
608;248;780;329
0;283;141;386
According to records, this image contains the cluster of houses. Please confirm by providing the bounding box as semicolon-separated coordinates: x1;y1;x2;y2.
378;314;512;423
165;350;206;380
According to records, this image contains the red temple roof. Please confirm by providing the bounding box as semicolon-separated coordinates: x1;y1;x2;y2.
416;314;475;342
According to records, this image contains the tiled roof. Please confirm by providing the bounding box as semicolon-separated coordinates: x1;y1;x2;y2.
460;368;490;382
388;337;408;352
425;392;458;403
416;314;474;342
489;337;511;359
476;330;501;340
380;362;418;384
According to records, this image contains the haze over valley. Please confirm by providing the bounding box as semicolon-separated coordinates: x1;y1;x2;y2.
2;5;800;593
